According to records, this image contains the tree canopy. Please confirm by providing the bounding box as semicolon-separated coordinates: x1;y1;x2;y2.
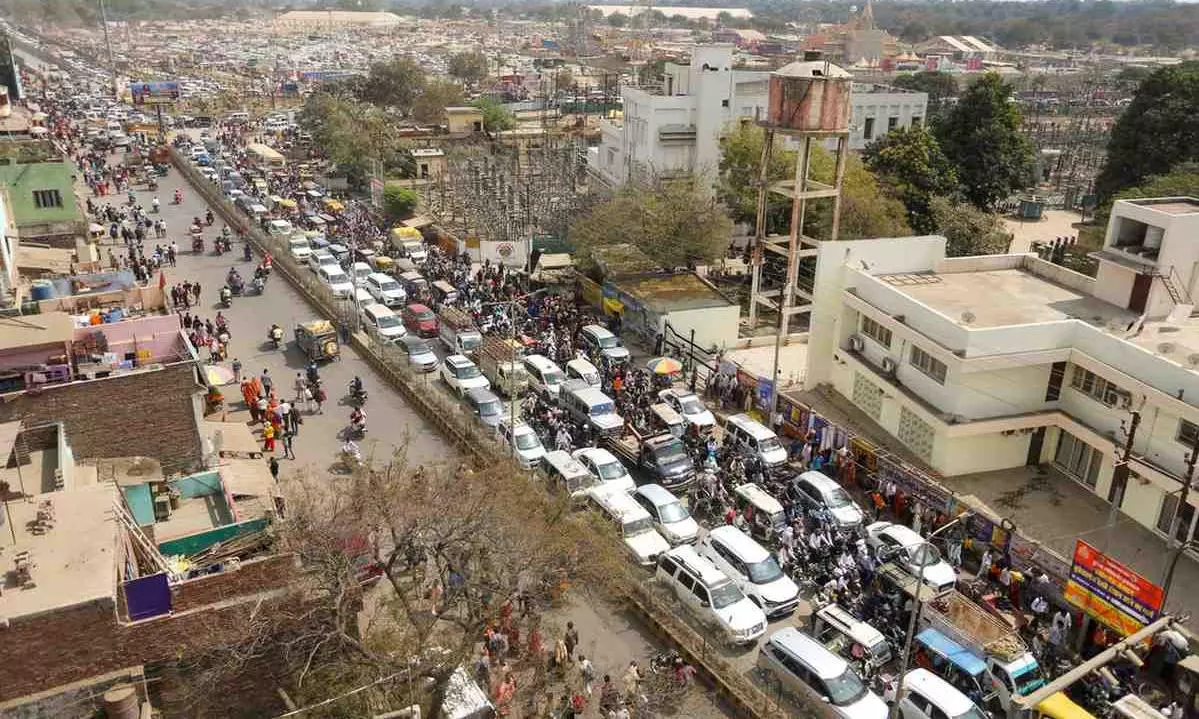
297;93;413;187
447;51;490;87
863;125;959;234
929;196;1013;257
1095;61;1199;201
358;57;427;115
935;73;1034;211
570;179;733;274
471;98;516;132
383;183;419;223
891;72;959;119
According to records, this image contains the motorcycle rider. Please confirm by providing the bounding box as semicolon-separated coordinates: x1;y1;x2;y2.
268;323;283;347
205;209;214;226
350;407;366;433
219;285;232;306
350;375;364;398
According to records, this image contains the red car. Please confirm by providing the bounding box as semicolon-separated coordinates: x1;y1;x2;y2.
402;303;439;338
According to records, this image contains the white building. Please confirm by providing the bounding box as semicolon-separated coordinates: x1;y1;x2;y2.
804;197;1199;544
587;46;927;189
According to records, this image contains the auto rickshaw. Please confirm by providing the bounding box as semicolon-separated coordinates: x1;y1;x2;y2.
732;483;788;545
322;197;344;215
371;254;394;273
294;319;340;362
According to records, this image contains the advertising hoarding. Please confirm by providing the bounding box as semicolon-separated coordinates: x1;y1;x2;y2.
130;81;180;105
1064;540;1163;637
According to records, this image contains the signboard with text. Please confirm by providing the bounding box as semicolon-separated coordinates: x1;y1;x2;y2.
129;81;180;106
1064;540;1162;637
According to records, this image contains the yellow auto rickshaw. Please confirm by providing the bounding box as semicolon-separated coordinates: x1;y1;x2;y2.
322;197;344;214
390;226;422;246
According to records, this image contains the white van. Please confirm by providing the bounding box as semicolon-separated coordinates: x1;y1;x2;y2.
699;525;799;618
541;449;598;502
522;354;566;400
350;261;372;286
655;545;767;646
757;628;888;719
361;303;407;343
724;413;789;468
561;385;623;436
588;485;669;566
790;471;865;529
888;668;987;719
265;218;293;237
565;358;602;388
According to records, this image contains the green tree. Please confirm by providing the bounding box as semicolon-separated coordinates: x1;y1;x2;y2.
1095;61;1199;201
892;71;959;118
570;179;733;272
359;57;427;114
606;12;628;27
298;92;411;188
383;183;419;223
447;50;489;87
1093;162;1199;229
716;122;910;241
470;98;515;132
929;196;1013;257
935;73;1034;210
863;125;960;233
412;78;462;124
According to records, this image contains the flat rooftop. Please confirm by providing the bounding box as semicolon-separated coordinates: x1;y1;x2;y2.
0;484;116;619
1127;197;1199;215
617;273;736;313
880;268;1136;329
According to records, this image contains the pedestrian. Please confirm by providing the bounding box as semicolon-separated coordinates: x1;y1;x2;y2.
302;385;315;413
622;660;641;697
268;455;279;479
314;384;326;414
260;369;273;396
262;422;276;452
282;429;295;460
293;372;306;402
579;655;596;696
289;407;302;434
231;357;242;383
563;621;579;661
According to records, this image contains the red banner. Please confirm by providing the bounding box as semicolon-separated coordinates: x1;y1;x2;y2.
1064;540;1162;637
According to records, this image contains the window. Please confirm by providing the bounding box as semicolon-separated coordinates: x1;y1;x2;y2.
1158;492;1197;543
1070;367;1129;408
32;189;62;208
909;345;947;384
1054;430;1102;488
676;571;695;592
659;555;679;575
862;117;875;141
721;99;729;108
860;315;892;348
887;116;899;131
1045;361;1067;401
1178;419;1199;448
911;116;923;127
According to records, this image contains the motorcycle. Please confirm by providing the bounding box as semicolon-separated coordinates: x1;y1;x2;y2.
349;384;368;407
151;198;160;213
192;236;203;254
269;326;284;349
251;275;265;296
219;286;232;308
205;210;214;226
243;243;252;262
148;178;158;192
344;421;366;440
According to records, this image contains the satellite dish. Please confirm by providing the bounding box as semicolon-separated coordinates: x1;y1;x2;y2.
1158;342;1176;354
960;311;976;325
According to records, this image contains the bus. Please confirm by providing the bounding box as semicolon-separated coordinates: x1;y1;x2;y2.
245;142;285;170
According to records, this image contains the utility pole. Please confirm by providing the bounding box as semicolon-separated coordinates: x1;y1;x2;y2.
97;0;118;98
1160;431;1199;606
1104;408;1141;553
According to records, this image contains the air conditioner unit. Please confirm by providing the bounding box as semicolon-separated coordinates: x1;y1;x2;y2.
881;357;897;375
848;335;865;352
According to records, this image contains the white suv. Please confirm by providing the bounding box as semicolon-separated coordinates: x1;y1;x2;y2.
365;272;407;307
440;354;490;396
656;545;767;645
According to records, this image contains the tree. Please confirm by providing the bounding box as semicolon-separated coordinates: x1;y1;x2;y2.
570;178;733;273
447;51;489;88
297;92;411;189
383;183;419;223
891;71;958;119
716;122;911;241
359;57;427;115
929;195;1013;257
1095;61;1199;201
412;79;463;124
863;125;959;233
935;73;1034;210
1094;162;1199;229
470;98;515;132
606;12;627;27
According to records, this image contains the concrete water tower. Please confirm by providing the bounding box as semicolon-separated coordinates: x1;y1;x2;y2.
748;54;852;414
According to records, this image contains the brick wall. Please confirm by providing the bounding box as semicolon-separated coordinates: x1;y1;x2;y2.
0;363;204;475
0;554;300;710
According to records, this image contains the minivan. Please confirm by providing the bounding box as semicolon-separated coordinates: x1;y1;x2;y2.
398;270;428;297
561;385;623;436
579;324;630;365
699;525;799;618
788;471;865;529
522;354;566;400
588;485;670;566
565;358;602;388
542;449;599;502
361;303;407;343
633;484;698;545
757;628;888;719
887;669;988;719
655;545;767;646
724;413;789;468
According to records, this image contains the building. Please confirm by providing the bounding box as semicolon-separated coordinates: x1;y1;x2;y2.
587;45;926;188
272;10;403;31
411;148;446;180
444;106;485;135
815;0;897;65
0;141;85;246
804;197;1199;543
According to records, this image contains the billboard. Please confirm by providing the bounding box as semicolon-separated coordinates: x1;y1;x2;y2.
129;81;180;105
1064;540;1163;637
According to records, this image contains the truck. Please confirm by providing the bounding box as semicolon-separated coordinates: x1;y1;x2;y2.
437;306;483;357
602;426;695;492
920;589;1047;713
478;337;529;398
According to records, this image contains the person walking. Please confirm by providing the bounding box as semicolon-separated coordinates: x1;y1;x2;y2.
579;655;596;696
563;621;579;661
262;422;276;453
293;372;307;403
260;369;273;397
289;406;302;434
282;429;296;460
231;357;242;384
268;455;279;480
314;384;326;414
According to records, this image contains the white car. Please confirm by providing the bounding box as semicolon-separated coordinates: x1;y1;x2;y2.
307;251;338;274
498;419;547;469
658;388;716;431
572;447;636;494
319;266;354;298
288;236;312;260
365;272;406;307
633;484;698;545
865;521;957;594
440;354;490;395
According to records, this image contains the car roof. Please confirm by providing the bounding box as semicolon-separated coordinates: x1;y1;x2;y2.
582;324;613;338
362;303;393;317
401;336;428;349
726;413;777;439
665;545;729;587
566;358;598;373
465;387;498;402
734;484;784;514
368;272;395;282
524;354;560;371
877;522;921;546
447;354;473;366
903;669;975;714
407;303;430;312
635;483;678;507
574;446;618;463
590;485;651;520
765;628;848;679
572;387;613;405
798;471;840;492
707;525;769;562
915;629;987;676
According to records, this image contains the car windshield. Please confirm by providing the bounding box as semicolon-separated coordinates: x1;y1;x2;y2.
909;543;943;568
289;239;308;248
583;372;600;385
590;402;616;417
679;397;704;414
826;669;868;707
826;487;854;509
654;441;688;465
327;273;349;284
658;500;689;523
478;399;502;415
514;431;541;451
376;315;402;329
709;581;744;609
415;309;435;321
544;370;566;385
1011;664;1046;695
596;461;627;480
759;437;783;453
955;707;988;719
380;280;400;292
597;335;619;349
455;363;481;379
622;517;652;537
746;556;784;584
461;334;482;350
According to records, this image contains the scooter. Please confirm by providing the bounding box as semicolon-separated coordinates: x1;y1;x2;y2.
219;286;232;308
251;275;265;296
349;385;368;407
269;326;284;349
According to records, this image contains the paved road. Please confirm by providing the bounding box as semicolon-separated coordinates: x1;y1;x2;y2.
109;156;447;471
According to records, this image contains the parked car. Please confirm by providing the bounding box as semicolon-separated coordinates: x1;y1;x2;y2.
360;303;407;343
658;388;716;432
655;545;767;645
786;471;865;529
579;324;630;365
307;250;338;274
464;387;505;429
318;266;354;298
498;419;546;469
365;272;406;308
440;354;490;396
757;628;887;719
288;236;312;261
572;446;635;494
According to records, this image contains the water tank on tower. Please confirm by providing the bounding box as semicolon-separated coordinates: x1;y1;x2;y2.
765;58;851;135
